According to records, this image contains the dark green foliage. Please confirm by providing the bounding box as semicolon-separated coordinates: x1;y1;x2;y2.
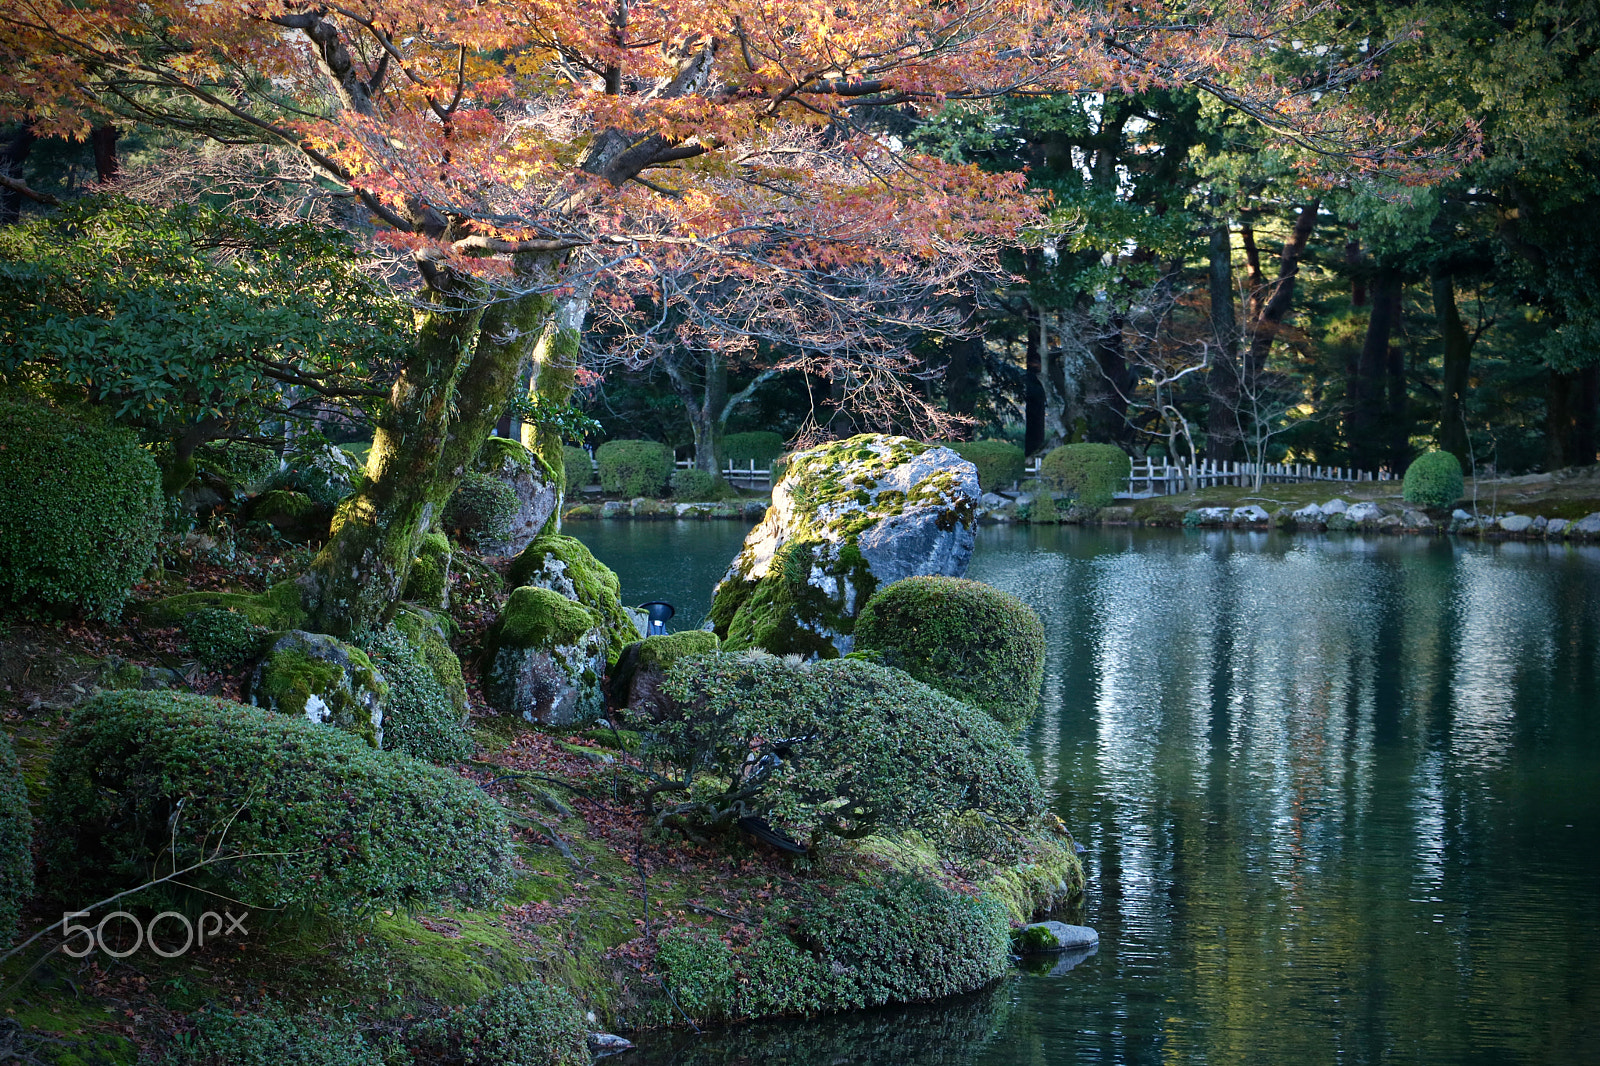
193;441;279;495
404;980;590;1066
266;444;358;507
44;691;513;916
0;396;162;621
722;431;786;466
166;1007;389;1066
181;608;269;667
562;445;593;490
854;577;1045;729
358;626;472;764
1039;443;1130;509
945;440;1026;493
657;925;833;1022
404;533;451;606
596;439;674;497
444;472;519;546
0;729;32;940
1403;450;1465;509
671;467;719;500
242;490;332;541
644;655;1043;840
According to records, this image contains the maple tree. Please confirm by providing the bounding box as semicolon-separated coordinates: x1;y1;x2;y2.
1;0;1448;633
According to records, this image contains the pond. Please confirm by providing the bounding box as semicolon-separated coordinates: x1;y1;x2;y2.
571;521;1600;1065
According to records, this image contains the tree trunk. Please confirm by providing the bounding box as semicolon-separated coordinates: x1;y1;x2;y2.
1024;311;1045;454
0;124;36;226
1042;309;1071;448
1348;268;1398;472
1206;206;1240;461
1546;365;1600;470
1432;269;1472;467
90;125;119;184
1386;283;1409;473
664;347;728;481
945;290;983;417
1244;199;1320;380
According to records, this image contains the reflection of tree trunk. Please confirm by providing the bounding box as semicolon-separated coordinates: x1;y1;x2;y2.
0;124;36;226
1386;284;1409;472
1024;312;1045;454
1546;365;1600;470
1348;268;1398;471
90;125;119;184
1432;269;1472;467
1206;206;1239;461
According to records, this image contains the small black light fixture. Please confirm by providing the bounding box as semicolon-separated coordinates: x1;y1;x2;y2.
639;601;675;636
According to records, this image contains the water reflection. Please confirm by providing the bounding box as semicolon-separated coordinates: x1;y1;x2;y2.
581;525;1600;1065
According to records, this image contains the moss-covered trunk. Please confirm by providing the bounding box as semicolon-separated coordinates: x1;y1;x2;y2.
521;289;592;531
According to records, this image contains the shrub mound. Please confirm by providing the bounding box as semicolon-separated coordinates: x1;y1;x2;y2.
853;576;1045;729
0;396;162;621
596;439;674;497
562;445;593;491
670;467;720;500
946;440;1026;493
181;607;269;667
171;1006;389;1066
1403;450;1465;509
45;691;512;915
444;472;519;546
645;655;1043;840
722;431;786;467
358;625;472;763
1039;443;1130;509
405;980;590;1066
0;729;32;939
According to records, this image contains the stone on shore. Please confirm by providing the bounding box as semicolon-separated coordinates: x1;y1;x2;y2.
1232;504;1271;524
1573;513;1600;536
1020;921;1099;952
1345;501;1382;524
1499;514;1534;534
1322;498;1349;514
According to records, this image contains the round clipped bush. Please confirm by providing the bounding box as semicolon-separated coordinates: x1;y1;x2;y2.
0;397;162;621
945;440;1026;493
444;471;519;546
404;980;590;1066
358;625;472;764
562;445;593;491
595;439;674;497
1403;450;1465;509
854;576;1045;729
44;691;513;915
646;655;1043;840
671;467;719;500
181;607;269;667
1039;442;1131;509
1;729;32;939
722;431;785;467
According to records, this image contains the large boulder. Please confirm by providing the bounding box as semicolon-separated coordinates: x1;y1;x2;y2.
247;630;387;747
471;438;559;556
708;434;980;658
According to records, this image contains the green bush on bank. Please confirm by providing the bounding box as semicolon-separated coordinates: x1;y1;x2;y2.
1403;450;1465;509
562;445;593;491
671;467;719;500
0;729;32;939
0;396;162;621
945;440;1026;493
181;607;270;666
722;431;786;467
404;980;590;1066
644;654;1043;841
45;691;512;915
444;472;519;546
166;1007;390;1066
596;440;674;497
853;576;1045;729
1039;443;1130;509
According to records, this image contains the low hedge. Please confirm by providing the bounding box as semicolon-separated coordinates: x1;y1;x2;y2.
945;440;1026;493
44;692;513;916
181;607;269;667
671;467;719;500
596;440;673;497
562;445;593;491
444;472;519;546
0;396;162;621
722;431;785;467
1403;450;1465;509
854;576;1045;729
404;980;590;1066
1039;443;1130;509
0;729;32;939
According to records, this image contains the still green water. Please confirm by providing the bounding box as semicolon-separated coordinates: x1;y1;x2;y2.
572;521;1600;1064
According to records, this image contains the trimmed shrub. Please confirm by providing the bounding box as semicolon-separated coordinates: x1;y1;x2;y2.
358;625;472;764
168;1007;388;1066
945;440;1026;493
562;445;593;490
45;692;513;915
404;980;590;1066
444;472;519;546
1;729;32;940
404;532;451;606
1403;450;1465;509
671;467;719;500
596;439;674;497
1039;443;1131;509
854;576;1045;729
645;655;1043;840
722;431;785;467
181;607;269;667
0;397;162;621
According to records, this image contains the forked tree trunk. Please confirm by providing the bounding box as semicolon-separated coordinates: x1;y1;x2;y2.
1433;269;1473;467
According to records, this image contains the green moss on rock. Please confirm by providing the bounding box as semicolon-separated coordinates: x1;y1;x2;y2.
147;579;309;631
506;534;635;665
247;630;388;748
494;587;598;650
404;531;451;607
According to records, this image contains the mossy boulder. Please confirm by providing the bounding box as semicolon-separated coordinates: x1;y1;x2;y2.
246;630;388;748
145;579;309;631
467;437;561;555
270;438;364;505
404;531;452;608
242;489;333;541
708;434;980;658
607;630;721;712
0;728;32;939
853;576;1046;729
506;534;640;665
483;587;608;727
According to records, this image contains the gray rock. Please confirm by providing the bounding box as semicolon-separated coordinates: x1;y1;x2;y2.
283;440;364;501
1023;921;1099;952
1574;513;1600;536
1232;504;1271;524
1377;514;1403;530
1291;503;1325;521
1499;514;1534;534
1533;516;1549;532
1548;518;1570;536
1322;498;1349;514
1193;507;1231;525
1401;509;1433;529
1453;508;1473;521
589;1033;634;1057
601;500;627;519
483;587;608;727
475;439;559;556
709;435;979;657
1345;501;1382;523
980;491;1010;509
247;631;386;747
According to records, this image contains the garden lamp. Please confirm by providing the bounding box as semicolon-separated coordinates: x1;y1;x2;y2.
639;601;674;636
